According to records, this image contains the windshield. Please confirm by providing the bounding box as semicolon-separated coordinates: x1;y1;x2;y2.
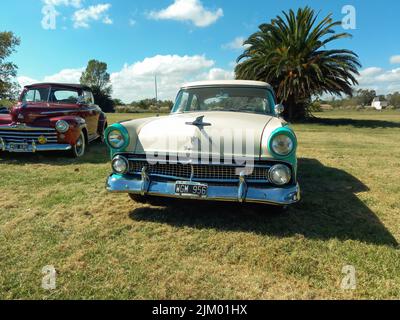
172;87;274;115
21;87;81;104
21;87;50;103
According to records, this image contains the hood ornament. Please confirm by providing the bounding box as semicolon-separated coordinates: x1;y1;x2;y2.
185;116;211;129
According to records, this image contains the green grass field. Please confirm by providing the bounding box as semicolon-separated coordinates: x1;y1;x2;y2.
1;110;399;299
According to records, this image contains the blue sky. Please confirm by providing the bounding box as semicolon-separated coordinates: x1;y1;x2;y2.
1;0;400;102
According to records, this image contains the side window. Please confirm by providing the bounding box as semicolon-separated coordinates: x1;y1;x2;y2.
51;90;79;104
83;91;94;104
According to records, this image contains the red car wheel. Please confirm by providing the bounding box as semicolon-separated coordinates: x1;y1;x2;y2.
70;131;86;158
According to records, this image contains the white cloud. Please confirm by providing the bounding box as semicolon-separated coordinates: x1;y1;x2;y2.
110;54;215;102
43;68;84;83
358;67;383;78
18;68;84;88
18;55;234;103
110;55;235;102
222;37;250;50
72;3;112;28
17;76;39;88
356;66;400;94
102;16;113;25
41;0;83;30
129;19;137;27
148;0;223;28
390;55;400;64
200;68;234;81
43;0;82;8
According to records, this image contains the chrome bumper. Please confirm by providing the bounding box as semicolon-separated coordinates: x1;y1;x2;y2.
0;137;71;153
106;174;301;206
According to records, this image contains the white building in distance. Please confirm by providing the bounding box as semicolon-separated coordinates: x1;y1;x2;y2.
371;97;388;110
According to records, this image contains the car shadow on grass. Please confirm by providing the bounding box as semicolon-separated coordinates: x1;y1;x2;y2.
130;158;398;247
307;117;400;129
0;142;110;165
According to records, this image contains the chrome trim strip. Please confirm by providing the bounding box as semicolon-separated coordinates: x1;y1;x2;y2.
127;157;273;168
0;131;57;135
0;126;56;132
40;110;78;115
123;154;294;167
106;174;300;205
2;138;58;142
0;135;57;139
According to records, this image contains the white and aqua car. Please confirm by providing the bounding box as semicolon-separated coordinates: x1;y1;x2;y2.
105;80;300;208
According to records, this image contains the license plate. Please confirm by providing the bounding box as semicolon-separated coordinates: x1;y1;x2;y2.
175;181;208;198
8;143;29;152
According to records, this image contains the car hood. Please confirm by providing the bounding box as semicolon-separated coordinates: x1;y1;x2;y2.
8;103;79;125
122;111;286;159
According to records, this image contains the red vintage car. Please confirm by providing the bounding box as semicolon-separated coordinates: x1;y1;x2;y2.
0;83;108;157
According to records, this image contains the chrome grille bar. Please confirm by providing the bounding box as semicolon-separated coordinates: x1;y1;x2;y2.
0;128;58;144
0;131;57;136
0;126;55;132
127;158;271;183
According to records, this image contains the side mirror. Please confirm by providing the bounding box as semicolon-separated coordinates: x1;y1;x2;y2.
274;104;285;116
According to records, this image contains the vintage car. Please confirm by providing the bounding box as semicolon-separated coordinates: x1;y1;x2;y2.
105;80;300;207
0;83;107;157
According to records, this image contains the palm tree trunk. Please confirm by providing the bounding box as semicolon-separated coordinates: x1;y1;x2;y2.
284;96;295;122
284;96;307;122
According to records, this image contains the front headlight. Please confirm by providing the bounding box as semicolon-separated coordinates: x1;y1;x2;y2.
112;155;129;174
269;164;292;186
271;134;294;156
55;120;70;133
108;130;125;149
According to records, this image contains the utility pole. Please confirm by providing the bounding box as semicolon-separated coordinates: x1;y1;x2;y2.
155;74;158;102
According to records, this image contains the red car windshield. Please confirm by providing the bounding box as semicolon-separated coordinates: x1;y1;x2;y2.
21;87;50;103
21;87;80;104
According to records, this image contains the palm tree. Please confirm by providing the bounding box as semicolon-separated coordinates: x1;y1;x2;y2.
235;7;361;121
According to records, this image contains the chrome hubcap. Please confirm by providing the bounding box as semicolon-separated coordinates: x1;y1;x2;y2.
75;134;85;156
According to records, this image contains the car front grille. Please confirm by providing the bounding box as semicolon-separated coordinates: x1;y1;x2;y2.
0;127;58;144
128;157;272;183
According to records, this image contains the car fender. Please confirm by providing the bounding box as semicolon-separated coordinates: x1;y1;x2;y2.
49;116;87;145
97;111;108;135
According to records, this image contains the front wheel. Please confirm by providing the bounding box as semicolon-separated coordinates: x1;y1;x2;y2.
70;131;86;158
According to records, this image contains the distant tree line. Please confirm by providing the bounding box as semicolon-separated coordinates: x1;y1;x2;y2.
114;98;174;114
318;89;400;109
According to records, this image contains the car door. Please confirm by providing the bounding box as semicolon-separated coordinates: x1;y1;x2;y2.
80;90;101;141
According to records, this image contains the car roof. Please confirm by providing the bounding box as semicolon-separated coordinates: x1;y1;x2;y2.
24;83;92;91
181;80;272;89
